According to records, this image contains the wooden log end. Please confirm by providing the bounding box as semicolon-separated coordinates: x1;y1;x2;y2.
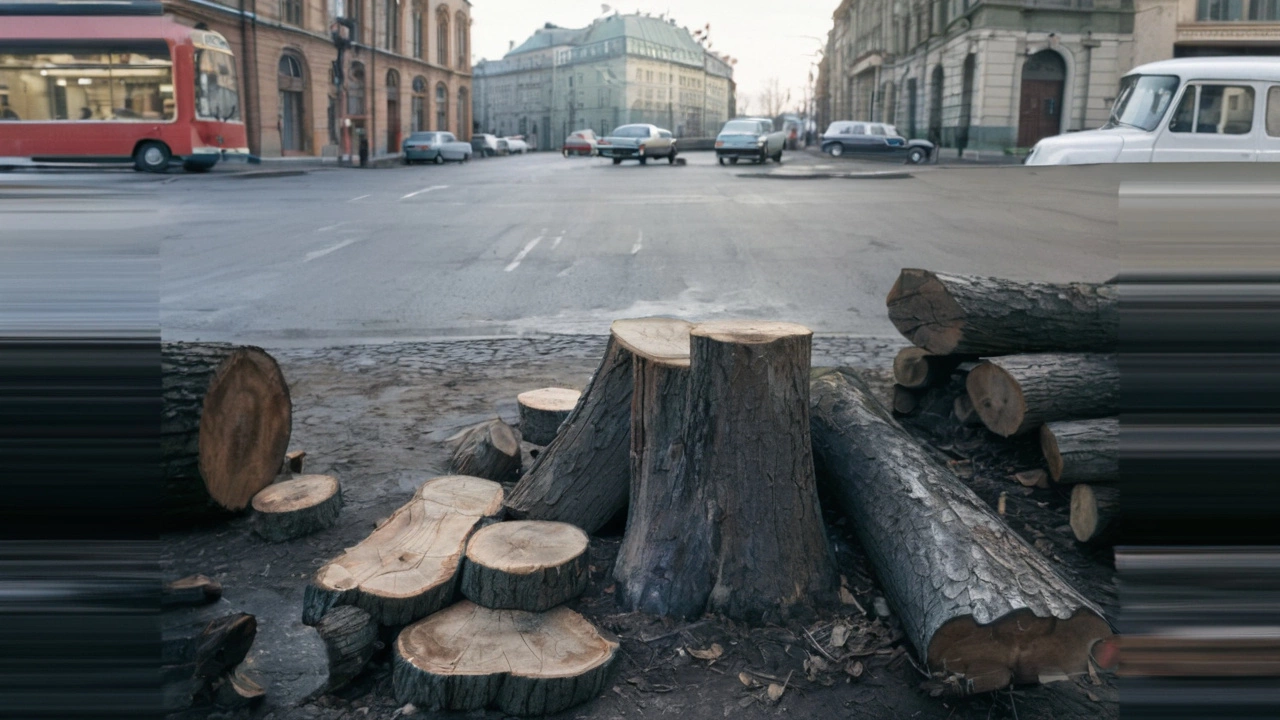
892;385;920;416
1014;469;1051;489
610;317;694;366
1039;424;1065;481
966;363;1026;437
461;521;589;612
213;666;265;709
517;388;582;446
689;320;812;345
163;574;223;608
251;475;343;543
1070;484;1120;543
892;347;933;388
449;420;522;482
885;269;964;355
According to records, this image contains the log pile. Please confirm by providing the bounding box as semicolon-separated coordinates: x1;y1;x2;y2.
161;577;264;714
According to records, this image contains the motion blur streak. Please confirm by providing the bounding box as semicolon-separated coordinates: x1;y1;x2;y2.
1117;169;1280;719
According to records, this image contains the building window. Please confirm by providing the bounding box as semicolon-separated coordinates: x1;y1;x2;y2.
435;82;448;130
457;87;468;136
412;10;423;58
349;0;364;43
348;61;365;116
384;0;400;52
1194;0;1277;18
281;0;302;25
437;8;449;66
455;12;468;69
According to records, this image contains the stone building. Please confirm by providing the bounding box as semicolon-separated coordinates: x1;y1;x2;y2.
1133;0;1280;66
822;0;1136;157
472;13;735;151
164;0;472;159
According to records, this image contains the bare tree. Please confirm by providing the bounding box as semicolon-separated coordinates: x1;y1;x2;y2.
757;78;791;118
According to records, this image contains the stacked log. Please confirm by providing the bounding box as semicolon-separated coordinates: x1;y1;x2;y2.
449;419;522;483
251;474;343;542
161;595;262;713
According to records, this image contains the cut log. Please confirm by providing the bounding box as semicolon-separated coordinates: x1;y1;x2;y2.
505;318;693;534
953;395;983;427
162;342;292;520
303;475;504;626
966;353;1118;437
886;269;1118;356
1041;418;1119;484
516;388;581;446
212;666;265;709
894;347;966;389
1014;469;1051;489
810;369;1112;694
163;574;223;608
892;384;920;415
316;605;379;691
449;420;522;483
392;601;618;716
460;520;589;612
285;450;306;474
161;602;257;712
251;474;343;542
1070;484;1120;543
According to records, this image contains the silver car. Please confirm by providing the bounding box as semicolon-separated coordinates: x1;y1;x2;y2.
597;124;678;165
402;132;472;164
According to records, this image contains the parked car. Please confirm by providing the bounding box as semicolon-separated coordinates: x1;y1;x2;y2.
820;121;934;164
402;131;472;164
597;124;678;165
504;136;530;154
471;134;506;157
715;118;785;165
1025;57;1280;165
563;130;599;157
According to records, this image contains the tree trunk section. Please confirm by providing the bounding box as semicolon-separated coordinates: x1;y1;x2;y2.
161;602;257;712
251;474;343;542
517;388;581;446
316;605;379;691
966;353;1118;437
1070;484;1120;543
892;384;919;415
504;318;693;534
886;269;1118;356
303;475;504;626
461;520;589;612
1041;418;1119;484
810;369;1112;694
162;342;292;521
449;419;522;483
894;347;966;389
392;601;618;716
212;666;265;710
163;574;223;608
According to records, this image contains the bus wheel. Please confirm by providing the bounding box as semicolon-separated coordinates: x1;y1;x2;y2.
134;141;171;173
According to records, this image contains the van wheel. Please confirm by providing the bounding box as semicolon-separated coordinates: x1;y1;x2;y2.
133;141;171;173
434;154;445;165
828;144;844;157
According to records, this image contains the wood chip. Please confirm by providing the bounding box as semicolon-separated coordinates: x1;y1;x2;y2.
738;672;754;688
845;660;864;678
1015;469;1050;488
830;624;850;649
766;683;785;703
997;492;1008;515
688;643;723;661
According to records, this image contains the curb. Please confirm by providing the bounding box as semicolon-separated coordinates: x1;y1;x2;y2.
222;169;311;179
736;170;913;180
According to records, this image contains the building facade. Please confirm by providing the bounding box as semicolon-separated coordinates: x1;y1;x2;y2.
165;0;472;159
472;14;734;151
1134;0;1280;67
822;0;1136;157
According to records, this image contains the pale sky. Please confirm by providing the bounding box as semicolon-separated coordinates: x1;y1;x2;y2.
469;1;834;115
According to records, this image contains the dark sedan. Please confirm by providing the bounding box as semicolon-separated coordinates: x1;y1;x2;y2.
820;122;934;164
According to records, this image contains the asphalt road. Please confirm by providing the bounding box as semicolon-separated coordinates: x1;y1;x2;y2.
2;150;1119;345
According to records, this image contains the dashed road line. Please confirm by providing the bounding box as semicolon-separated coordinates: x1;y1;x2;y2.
400;185;449;200
504;235;544;272
304;238;359;263
631;230;643;255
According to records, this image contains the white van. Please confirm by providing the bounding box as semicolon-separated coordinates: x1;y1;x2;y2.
1025;57;1280;165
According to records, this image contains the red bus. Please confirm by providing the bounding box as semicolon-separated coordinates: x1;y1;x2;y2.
0;0;249;172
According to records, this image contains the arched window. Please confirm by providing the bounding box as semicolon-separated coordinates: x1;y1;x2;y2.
411;76;427;132
457;87;468;138
347;61;365;116
455;11;468;69
278;53;307;152
435;82;448;131
436;7;449;66
386;69;401;152
383;0;400;52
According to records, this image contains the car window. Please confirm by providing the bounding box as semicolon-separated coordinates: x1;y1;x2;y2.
612;126;651;138
1269;86;1280;137
659;130;672;139
1169;87;1196;133
851;124;866;135
870;125;886;136
1198;85;1254;134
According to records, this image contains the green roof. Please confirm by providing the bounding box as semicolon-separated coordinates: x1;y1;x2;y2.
507;25;587;56
506;14;704;58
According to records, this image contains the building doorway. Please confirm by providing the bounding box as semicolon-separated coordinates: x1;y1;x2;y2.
1017;50;1066;148
928;65;943;146
906;78;918;137
958;54;976;152
278;54;306;153
386;69;400;153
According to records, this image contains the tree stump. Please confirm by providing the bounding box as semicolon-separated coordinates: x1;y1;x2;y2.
303;475;504;626
505;318;693;534
163;574;223;608
517;388;581;445
893;347;966;389
162;343;292;521
966;353;1118;437
810;369;1112;694
161;602;258;713
886;269;1119;355
1041;418;1119;483
1070;484;1120;543
460;521;589;612
392;601;618;716
316;605;379;691
449;419;522;483
251;474;343;542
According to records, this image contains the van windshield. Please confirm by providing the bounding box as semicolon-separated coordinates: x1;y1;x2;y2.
1106;74;1179;132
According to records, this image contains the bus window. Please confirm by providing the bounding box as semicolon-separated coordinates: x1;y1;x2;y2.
195;49;239;121
0;43;173;121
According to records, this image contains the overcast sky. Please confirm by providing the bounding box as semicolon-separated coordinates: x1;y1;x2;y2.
469;1;833;115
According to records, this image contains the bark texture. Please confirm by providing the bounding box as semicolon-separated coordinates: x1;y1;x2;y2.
894;347;967;389
163;574;223;608
1070;484;1120;543
460;521;589;612
449;420;522;483
162;342;292;520
303;476;504;626
316;605;379;691
810;369;1112;694
967;353;1119;437
505;319;693;534
517;388;581;446
251;474;343;543
392;601;618;716
1041;418;1119;484
886;269;1118;356
161;602;257;713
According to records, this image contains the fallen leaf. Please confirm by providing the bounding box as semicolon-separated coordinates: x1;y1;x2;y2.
738;672;754;687
830;624;850;648
688;643;724;661
766;683;785;702
845;660;864;678
839;587;858;605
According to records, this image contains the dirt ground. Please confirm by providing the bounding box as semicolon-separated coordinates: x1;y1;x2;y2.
161;335;1117;720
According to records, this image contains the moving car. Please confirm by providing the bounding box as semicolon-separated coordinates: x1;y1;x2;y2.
504;136;530;154
402;131;471;164
715;118;785;165
470;134;506;157
597;124;678;165
820;122;934;164
1025;57;1280;165
563;130;599;157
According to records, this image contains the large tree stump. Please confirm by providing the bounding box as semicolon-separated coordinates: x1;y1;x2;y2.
303;475;504;626
316;605;379;691
162;343;292;520
251;474;343;542
517;388;581;445
1070;484;1120;543
966;353;1118;437
810;369;1112;694
505;318;693;534
886;269;1118;356
392;601;618;716
449;420;522;483
460;520;589;612
1041;418;1119;484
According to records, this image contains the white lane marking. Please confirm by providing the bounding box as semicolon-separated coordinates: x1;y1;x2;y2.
504;236;543;272
317;222;346;232
304;238;359;263
551;234;564;249
400;185;448;200
631;230;643;255
348;194;370;202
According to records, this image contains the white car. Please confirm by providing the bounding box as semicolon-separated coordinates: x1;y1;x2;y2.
1025;57;1280;165
504;137;530;154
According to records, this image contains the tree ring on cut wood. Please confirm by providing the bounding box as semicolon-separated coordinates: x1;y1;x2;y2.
200;349;293;510
461;521;589;611
516;388;581;446
251;474;343;542
392;601;618;716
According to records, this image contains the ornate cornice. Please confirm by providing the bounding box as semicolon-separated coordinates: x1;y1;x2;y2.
1177;22;1280;42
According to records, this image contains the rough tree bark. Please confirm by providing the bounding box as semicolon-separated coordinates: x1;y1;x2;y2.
1041;418;1119;484
251;474;343;542
517;388;581;445
504;318;693;534
161;602;257;713
894;347;967;389
810;369;1112;694
1070;484;1120;543
162;342;292;520
886;269;1118;356
966;353;1119;437
460;520;589;612
316;605;379;691
449;419;522;483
